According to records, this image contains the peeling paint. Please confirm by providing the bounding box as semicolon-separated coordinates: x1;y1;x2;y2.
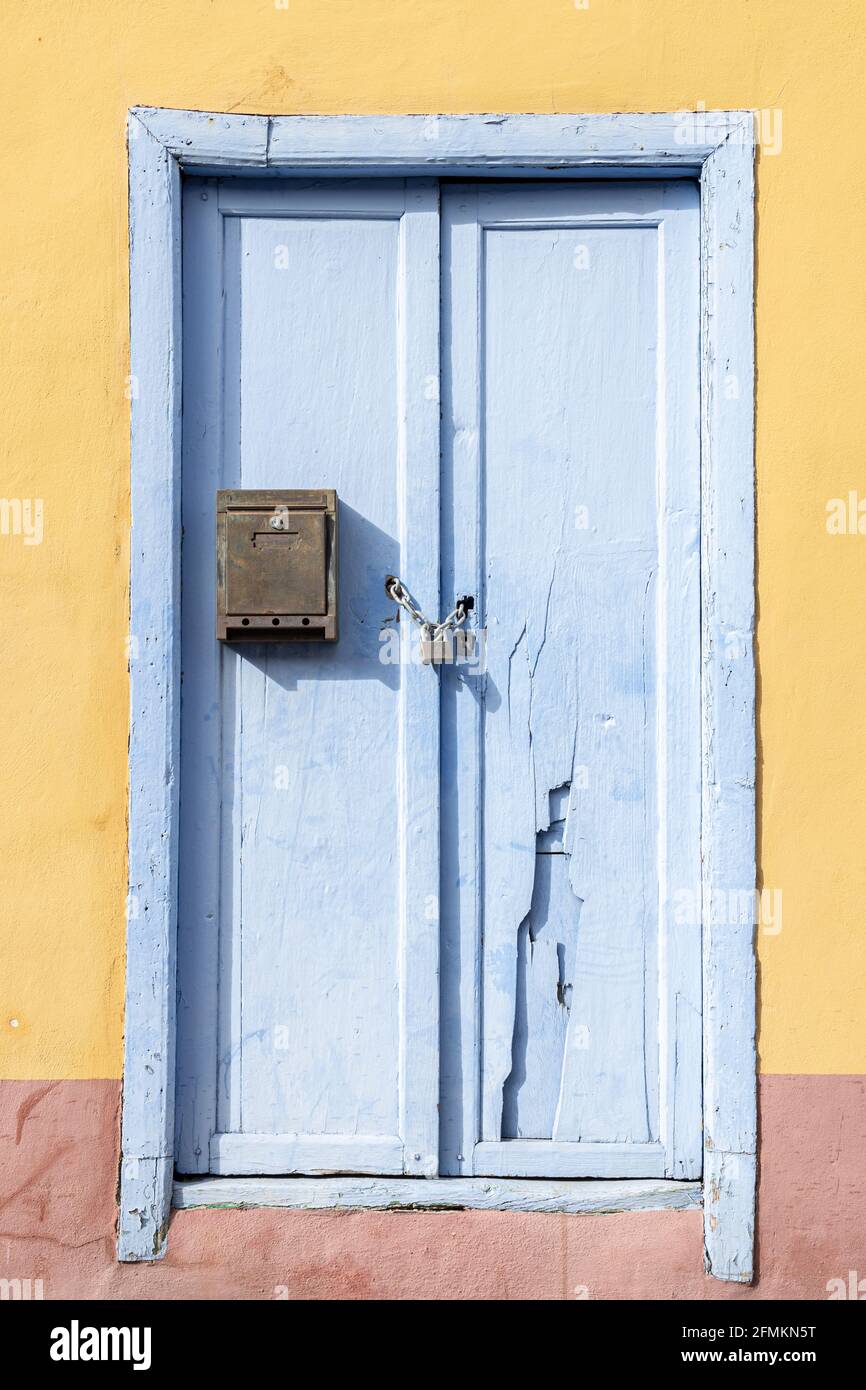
502;785;581;1138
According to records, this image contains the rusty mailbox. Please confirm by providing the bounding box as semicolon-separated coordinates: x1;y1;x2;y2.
216;489;338;642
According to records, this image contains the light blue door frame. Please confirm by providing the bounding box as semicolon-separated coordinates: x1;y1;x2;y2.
121;110;755;1282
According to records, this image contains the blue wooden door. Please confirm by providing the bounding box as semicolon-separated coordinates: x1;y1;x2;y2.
439;182;702;1180
176;179;441;1177
176;177;701;1182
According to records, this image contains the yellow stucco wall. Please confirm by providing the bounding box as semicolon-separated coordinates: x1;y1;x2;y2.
1;0;865;1080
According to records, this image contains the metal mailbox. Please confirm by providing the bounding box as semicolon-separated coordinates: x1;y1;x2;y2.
216;489;338;641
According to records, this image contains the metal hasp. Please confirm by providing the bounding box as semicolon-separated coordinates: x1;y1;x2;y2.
216;489;338;641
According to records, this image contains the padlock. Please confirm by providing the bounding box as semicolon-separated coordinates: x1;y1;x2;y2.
420;632;454;666
454;629;476;662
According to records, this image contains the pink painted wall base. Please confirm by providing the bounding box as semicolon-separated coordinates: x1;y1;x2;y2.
1;1076;863;1300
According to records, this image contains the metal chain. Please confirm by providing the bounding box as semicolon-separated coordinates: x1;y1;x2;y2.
385;575;432;634
433;599;470;640
385;575;471;639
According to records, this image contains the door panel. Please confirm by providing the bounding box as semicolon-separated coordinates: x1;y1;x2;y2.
439;182;701;1179
176;179;440;1176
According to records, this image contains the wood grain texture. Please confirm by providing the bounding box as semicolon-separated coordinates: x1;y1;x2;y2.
699;127;757;1282
174;1173;700;1215
209;1133;404;1176
473;1141;667;1179
131;109;742;174
120;112;183;1262
133;107;268;168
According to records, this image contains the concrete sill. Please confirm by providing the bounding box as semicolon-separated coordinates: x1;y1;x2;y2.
173;1176;702;1215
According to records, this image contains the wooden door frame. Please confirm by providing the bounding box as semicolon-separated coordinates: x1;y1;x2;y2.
122;109;756;1281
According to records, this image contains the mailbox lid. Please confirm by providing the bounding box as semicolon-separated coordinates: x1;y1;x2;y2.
224;508;327;615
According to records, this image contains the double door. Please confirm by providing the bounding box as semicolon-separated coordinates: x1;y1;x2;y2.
176;176;702;1182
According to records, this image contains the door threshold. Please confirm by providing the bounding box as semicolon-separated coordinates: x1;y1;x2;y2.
173;1175;701;1215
